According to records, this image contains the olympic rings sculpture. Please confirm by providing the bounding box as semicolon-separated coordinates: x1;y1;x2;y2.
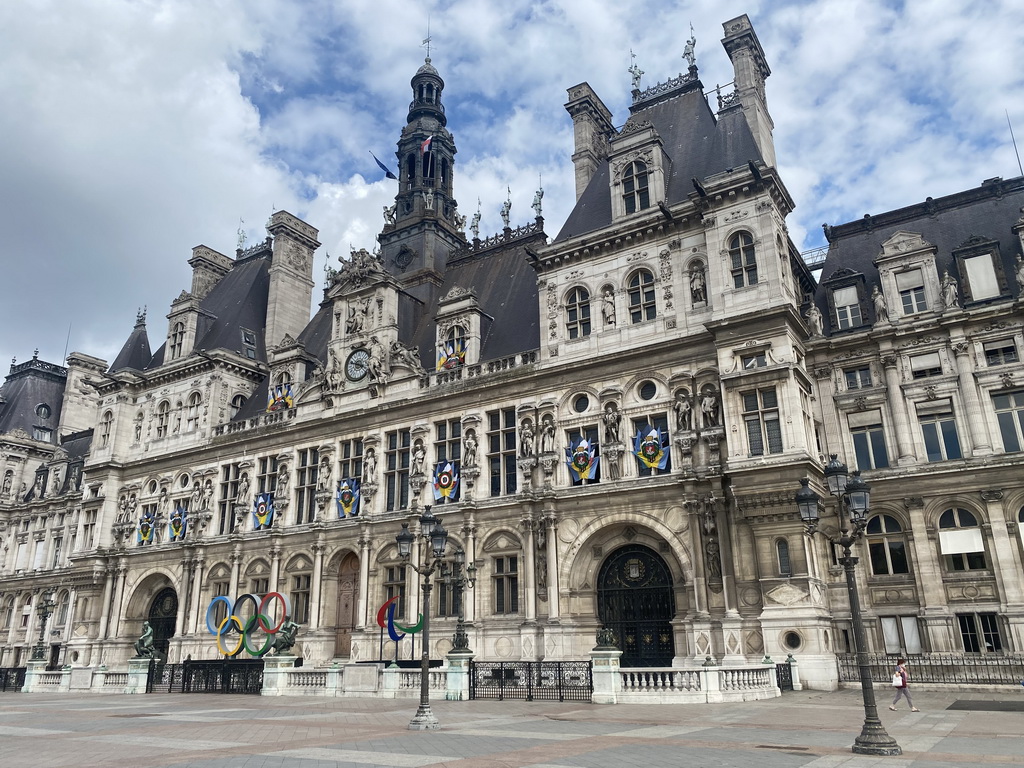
376;596;423;642
205;592;292;657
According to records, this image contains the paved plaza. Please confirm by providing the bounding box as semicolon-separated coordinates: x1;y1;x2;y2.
0;688;1020;768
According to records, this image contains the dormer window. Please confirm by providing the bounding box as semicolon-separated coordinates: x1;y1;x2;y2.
437;325;467;370
622;161;650;214
832;286;863;330
895;269;927;314
241;328;257;360
169;322;185;359
729;232;758;288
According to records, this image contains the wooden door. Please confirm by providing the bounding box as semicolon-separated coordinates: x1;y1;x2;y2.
334;553;358;657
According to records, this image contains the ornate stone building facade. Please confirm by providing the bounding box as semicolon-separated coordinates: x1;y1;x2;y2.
2;15;1023;690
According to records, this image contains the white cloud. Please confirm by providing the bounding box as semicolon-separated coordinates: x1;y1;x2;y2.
1;0;1023;374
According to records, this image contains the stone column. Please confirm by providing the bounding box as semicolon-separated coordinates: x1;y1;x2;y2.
108;562;127;640
952;340;992;454
268;543;282;594
357;530;371;629
463;515;477;624
520;514;537;623
190;557;206;635
173;560;189;642
905;500;955;651
687;499;713;663
97;566;114;639
228;547;242;596
310;541;325;629
881;353;916;464
982;490;1024;605
544;515;560;619
445;648;474;701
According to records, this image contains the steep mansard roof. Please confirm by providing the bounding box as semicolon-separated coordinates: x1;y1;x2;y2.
555;83;764;243
0;356;66;443
813;177;1024;334
108;315;152;373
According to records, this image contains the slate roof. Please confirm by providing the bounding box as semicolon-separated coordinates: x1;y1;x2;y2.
0;356;66;443
813;176;1024;334
556;81;764;242
108;315;152;373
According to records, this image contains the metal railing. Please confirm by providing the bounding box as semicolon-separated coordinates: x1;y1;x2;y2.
0;667;26;692
470;661;592;702
838;653;1024;685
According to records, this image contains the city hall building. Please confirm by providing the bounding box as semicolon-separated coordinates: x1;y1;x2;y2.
3;14;1024;691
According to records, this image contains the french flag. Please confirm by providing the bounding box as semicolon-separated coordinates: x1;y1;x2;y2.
420;135;433;154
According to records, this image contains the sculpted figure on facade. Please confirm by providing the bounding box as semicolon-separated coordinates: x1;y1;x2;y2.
941;271;960;308
189;482;202;512
201;480;213;511
236;473;250;507
871;284;888;322
539;415;556;454
50;468;62;494
532;187;544;218
674;390;693;431
411;441;426;475
367;336;390;384
700;388;720;429
327;347;344;392
500;198;512;228
1;470;11;498
690;265;707;304
383;203;397;226
363;448;377;484
470;210;481;240
519;419;536;458
602;403;621;443
389;340;422;374
463;429;478;468
1015;255;1024;291
601;288;616;325
277;463;290;496
805;303;824;337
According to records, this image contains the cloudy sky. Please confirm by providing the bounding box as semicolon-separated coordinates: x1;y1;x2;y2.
2;0;1023;373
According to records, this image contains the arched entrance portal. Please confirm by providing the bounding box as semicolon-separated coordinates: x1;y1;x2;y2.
147;587;178;661
597;544;675;667
334;553;359;657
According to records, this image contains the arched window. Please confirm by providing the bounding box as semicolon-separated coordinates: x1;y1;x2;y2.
169;322;185;359
155;401;170;438
230;394;247;418
21;596;32;627
1;596;13;629
565;287;591;339
622;161;650;214
729;231;758;287
185;392;202;432
99;411;113;448
776;539;792;576
422;151;434;183
438;326;467;370
405;154;416;184
628;269;656;323
866;514;910;575
55;591;70;627
938;507;986;571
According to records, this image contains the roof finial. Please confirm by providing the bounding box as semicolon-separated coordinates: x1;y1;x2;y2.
237;218;247;251
683;23;696;69
136;306;147;327
628;49;644;90
422;16;432;62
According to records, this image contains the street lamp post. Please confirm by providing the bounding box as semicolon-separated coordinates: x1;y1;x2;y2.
796;455;901;757
30;589;56;663
441;547;477;652
396;506;448;731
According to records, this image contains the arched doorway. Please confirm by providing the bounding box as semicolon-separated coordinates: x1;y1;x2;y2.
334;553;359;657
147;587;178;661
597;544;675;667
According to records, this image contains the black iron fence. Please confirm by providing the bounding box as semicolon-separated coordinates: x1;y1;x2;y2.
148;659;263;694
775;662;793;691
837;654;1024;685
470;661;592;702
0;667;26;692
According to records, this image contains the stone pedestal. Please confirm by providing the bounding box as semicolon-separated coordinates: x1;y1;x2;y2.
787;654;803;691
21;661;48;693
344;662;382;694
445;650;474;701
589;648;622;704
261;654;296;696
124;658;152;694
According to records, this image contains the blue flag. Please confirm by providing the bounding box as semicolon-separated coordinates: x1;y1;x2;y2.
370;151;398;180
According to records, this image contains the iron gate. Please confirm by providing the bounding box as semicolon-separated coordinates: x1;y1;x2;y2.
151;659;264;694
0;667;26;692
776;662;793;691
470;661;592;702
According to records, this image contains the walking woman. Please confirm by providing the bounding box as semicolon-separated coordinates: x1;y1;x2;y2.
890;658;920;711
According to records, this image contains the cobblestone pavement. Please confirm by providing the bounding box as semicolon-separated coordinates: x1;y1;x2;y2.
0;688;1020;768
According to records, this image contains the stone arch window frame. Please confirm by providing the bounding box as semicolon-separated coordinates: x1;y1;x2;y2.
185;391;203;432
230;393;247;418
936;505;989;572
620;159;651;214
564;284;592;340
155;400;171;438
865;512;911;576
53;589;72;629
726;229;759;288
99;410;114;447
626;267;657;324
1;594;14;629
481;529;523;617
609;148;657;219
284;553;314;625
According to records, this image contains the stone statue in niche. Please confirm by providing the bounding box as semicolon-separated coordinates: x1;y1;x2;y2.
674;390;693;431
519;419;535;458
367;336;390;385
463;430;478;468
700;389;720;429
363;448;377;484
941;271;959;308
690;265;707;304
705;537;722;578
1015;255;1024;291
601;288;616;325
871;285;888;322
539;415;556;454
424;188;434;210
602;403;621;443
189;482;202;512
411;441;426;475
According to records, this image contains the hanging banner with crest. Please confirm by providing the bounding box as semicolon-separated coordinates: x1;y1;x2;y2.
566;437;599;482
336;479;360;517
168;504;188;541
432;460;460;501
634;427;670;470
252;493;275;529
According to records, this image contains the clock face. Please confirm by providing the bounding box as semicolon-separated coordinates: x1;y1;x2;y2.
346;349;370;381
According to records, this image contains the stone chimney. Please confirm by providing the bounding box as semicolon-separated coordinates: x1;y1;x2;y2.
721;15;776;168
564;83;614;201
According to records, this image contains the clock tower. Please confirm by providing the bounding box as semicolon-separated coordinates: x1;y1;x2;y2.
378;57;468;304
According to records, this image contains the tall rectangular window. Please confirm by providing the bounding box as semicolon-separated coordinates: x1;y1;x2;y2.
295;448;319;524
291;574;311;624
565;425;600;485
851;424;889;469
984;340;1019;366
994;391;1024;452
384;565;406;617
742;388;783;456
338;438;363;482
82;510;97;550
895;269;927;314
493;556;519;614
433;419;462;504
437;575;463;618
832;286;862;330
50;537;63;568
210;580;230;629
256;456;278;495
880;616;923;654
218;463;241;535
919;409;962;462
385;429;412;512
487;408;517;497
631;413;671;476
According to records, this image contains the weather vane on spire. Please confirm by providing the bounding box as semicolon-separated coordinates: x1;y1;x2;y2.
628;49;644;90
422;16;432;60
237;218;247;250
